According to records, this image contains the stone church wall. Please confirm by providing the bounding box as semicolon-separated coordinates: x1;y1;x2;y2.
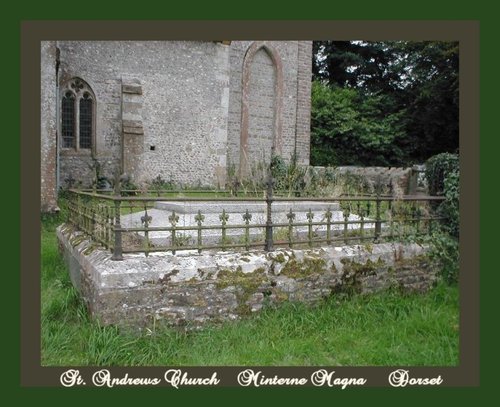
227;41;312;174
40;41;312;209
40;41;58;210
57;41;230;188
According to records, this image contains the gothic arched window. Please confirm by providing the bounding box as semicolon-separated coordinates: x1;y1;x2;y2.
61;91;75;148
79;93;93;149
60;78;95;151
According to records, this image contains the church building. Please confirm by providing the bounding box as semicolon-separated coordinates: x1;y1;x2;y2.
41;41;312;211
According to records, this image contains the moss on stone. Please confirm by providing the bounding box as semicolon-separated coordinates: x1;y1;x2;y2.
340;257;386;275
216;267;267;291
61;224;76;236
158;269;180;284
392;254;435;279
70;234;86;247
273;288;289;302
338;257;387;295
82;243;99;255
280;257;327;278
274;253;286;263
191;296;208;307
197;268;217;279
216;267;269;317
266;252;287;263
235;303;252;316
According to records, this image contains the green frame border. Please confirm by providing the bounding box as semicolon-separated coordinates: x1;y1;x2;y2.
7;0;492;402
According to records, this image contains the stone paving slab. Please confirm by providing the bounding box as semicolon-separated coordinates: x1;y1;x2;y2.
120;202;374;247
154;200;340;213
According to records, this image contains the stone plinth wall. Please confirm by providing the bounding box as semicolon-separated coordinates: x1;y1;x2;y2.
57;224;437;329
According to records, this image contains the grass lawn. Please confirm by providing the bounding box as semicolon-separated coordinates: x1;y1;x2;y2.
41;213;459;367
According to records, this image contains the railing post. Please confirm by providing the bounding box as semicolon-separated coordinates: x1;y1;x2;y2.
68;191;75;226
141;204;152;257
325;208;332;245
374;194;382;242
389;201;395;240
111;175;123;261
195;210;205;254
169;211;179;255
219;209;229;251
306;209;314;248
265;174;274;252
90;203;96;242
343;204;350;245
76;193;82;229
415;205;421;235
104;205;110;250
286;208;295;248
242;209;252;252
359;206;365;241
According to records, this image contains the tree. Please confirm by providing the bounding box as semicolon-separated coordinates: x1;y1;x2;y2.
311;41;459;165
313;41;402;95
396;41;459;160
311;81;406;166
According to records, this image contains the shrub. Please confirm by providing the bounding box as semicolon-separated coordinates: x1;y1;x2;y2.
87;158;113;190
425;153;459;196
271;154;306;196
118;176;139;196
270;154;288;187
427;231;459;284
439;168;460;237
421;153;460;284
149;175;175;192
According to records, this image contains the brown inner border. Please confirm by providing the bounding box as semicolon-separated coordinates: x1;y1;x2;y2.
21;20;479;387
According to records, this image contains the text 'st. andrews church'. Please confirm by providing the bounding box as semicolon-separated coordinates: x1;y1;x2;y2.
41;41;312;211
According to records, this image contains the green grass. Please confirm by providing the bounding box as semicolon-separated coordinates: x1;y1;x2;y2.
41;212;459;367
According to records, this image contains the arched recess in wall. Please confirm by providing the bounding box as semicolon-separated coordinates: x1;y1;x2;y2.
59;77;96;155
240;42;283;177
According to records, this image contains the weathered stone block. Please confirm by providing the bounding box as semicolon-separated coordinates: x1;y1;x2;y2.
122;84;143;95
123;127;144;135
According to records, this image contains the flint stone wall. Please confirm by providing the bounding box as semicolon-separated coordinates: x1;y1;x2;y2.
57;41;230;188
57;224;437;328
44;41;312;197
41;41;58;211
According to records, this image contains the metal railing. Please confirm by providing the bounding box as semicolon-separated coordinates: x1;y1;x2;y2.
65;179;445;260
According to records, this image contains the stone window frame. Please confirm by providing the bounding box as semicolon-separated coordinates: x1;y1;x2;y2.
239;41;284;177
59;77;96;156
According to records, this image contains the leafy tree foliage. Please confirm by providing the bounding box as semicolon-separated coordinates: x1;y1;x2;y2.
397;41;459;160
311;82;405;166
311;41;458;166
